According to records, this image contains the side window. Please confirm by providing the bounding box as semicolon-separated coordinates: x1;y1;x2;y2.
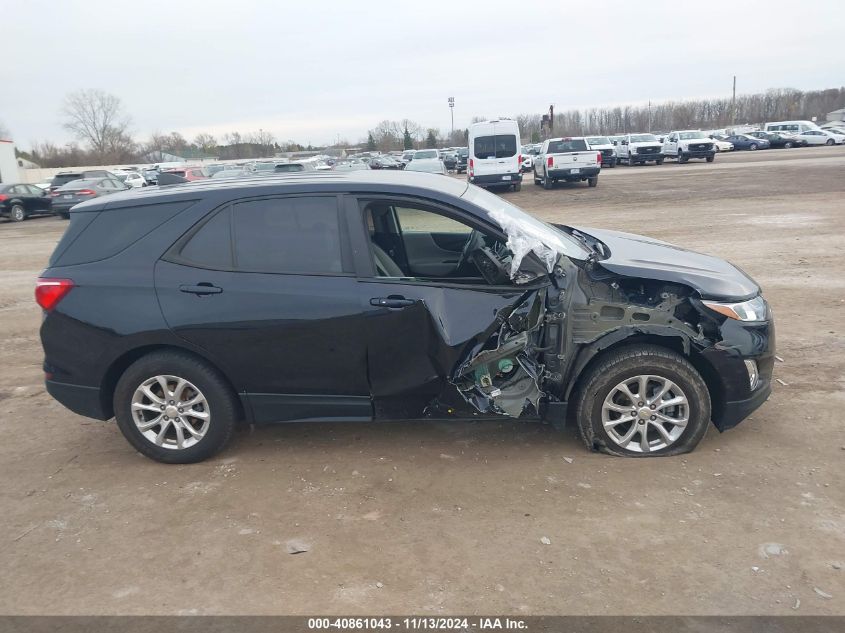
232;196;347;274
99;179;114;190
178;207;233;270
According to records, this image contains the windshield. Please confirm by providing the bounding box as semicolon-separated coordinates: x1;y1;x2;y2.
629;134;658;143
678;131;708;140
586;137;611;145
413;150;438;159
463;185;591;263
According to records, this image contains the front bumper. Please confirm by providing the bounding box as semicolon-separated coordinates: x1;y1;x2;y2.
629;152;663;161
548;167;600;180
681;150;716;159
469;173;523;186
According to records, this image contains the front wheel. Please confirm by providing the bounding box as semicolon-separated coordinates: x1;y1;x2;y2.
825;139;834;146
573;345;711;457
10;204;26;222
114;351;238;463
656;158;664;165
706;155;715;163
749;144;758;151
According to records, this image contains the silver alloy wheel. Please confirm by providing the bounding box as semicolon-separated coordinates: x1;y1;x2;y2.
601;374;689;453
11;205;25;221
131;375;211;450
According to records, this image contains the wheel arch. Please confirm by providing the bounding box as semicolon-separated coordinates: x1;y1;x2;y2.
98;344;247;421
563;330;724;421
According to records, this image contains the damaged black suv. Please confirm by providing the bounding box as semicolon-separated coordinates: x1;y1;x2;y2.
38;171;774;463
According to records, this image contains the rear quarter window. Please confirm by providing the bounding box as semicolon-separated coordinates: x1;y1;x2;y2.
49;201;196;267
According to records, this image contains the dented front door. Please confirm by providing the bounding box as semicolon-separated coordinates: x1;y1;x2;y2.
358;278;548;420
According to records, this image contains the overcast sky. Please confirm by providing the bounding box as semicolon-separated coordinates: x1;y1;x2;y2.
2;0;843;148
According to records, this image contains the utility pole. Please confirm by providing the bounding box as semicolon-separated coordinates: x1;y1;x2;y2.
648;100;651;132
448;97;455;137
731;75;737;125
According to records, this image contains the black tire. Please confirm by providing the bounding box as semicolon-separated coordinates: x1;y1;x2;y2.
706;155;715;163
783;141;793;149
10;204;26;222
543;171;553;189
587;176;598;188
607;160;616;168
533;171;542;185
113;350;238;464
573;345;711;457
678;153;688;164
656;158;664;165
825;139;834;146
628;157;636;166
58;212;70;220
749;143;758;151
513;182;522;192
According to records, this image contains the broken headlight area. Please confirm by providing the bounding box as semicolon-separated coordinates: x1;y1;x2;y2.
450;290;551;418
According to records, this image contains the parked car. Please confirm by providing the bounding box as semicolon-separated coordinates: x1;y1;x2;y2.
48;170;115;193
0;183;53;221
162;166;207;181
37;171;775;463
764;120;821;134
142;168;160;185
468;119;523;191
797;129;845;145
615;133;664;165
210;169;251;179
533;137;601;188
273;162;316;173
369;156;403;170
332;160;371;171
520;152;534;172
455;147;469;173
403;152;447;175
49;177;130;218
747;131;806;149
724;134;771;151
662;131;716;163
709;136;734;152
441;151;458;171
585;136;618;167
121;172;148;188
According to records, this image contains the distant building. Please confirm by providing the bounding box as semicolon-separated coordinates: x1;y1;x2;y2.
0;140;20;184
822;107;845;130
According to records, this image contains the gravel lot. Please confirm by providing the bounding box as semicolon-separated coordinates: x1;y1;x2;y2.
1;147;843;615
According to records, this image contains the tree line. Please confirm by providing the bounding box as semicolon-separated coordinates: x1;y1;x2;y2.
11;86;845;167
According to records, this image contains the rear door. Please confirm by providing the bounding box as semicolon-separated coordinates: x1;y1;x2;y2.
155;194;372;424
472;123;519;176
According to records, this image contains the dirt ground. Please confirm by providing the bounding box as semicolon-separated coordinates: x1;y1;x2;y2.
1;147;843;615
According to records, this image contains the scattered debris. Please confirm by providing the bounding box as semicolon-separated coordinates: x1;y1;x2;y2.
758;542;788;559
832;562;842;570
563;457;574;464
813;587;832;599
540;536;551;545
439;453;457;461
776;378;789;387
751;566;760;572
376;582;384;589
285;539;311;555
792;598;800;610
775;355;784;362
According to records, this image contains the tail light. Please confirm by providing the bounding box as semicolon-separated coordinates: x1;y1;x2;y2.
77;189;96;196
596;152;602;164
35;278;75;311
0;194;7;202
468;158;474;177
518;154;523;165
547;156;553;167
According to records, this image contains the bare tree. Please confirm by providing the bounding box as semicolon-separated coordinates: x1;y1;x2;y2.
62;89;132;162
193;133;218;153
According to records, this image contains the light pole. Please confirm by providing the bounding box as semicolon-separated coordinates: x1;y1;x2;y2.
448;97;455;137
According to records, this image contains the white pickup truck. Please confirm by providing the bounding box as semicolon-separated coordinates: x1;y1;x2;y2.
614;133;664;166
532;137;601;189
662;130;716;163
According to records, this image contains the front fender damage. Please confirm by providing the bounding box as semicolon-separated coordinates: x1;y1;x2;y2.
450;288;551;418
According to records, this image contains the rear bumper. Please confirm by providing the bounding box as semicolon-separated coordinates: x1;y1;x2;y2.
45;380;109;420
469;173;522;186
548;167;600;179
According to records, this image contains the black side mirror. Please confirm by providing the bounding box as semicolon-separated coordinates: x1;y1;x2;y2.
621;140;628;146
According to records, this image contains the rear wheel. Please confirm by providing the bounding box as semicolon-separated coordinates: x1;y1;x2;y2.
543;172;553;189
533;170;542;185
783;141;793;149
513;182;522;192
57;211;69;220
10;204;26;222
573;345;711;457
656;158;664;165
113;351;238;464
587;176;598;188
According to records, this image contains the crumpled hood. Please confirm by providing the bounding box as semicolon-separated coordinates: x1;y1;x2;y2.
571;226;760;300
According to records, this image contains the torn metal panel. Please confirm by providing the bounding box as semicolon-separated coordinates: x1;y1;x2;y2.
450;290;549;418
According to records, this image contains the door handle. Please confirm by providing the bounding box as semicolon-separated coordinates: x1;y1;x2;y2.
179;283;222;296
370;296;417;308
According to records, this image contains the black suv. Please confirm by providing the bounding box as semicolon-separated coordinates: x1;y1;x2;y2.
38;172;775;463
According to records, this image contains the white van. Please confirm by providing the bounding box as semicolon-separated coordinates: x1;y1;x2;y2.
764;120;821;134
467;119;523;191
